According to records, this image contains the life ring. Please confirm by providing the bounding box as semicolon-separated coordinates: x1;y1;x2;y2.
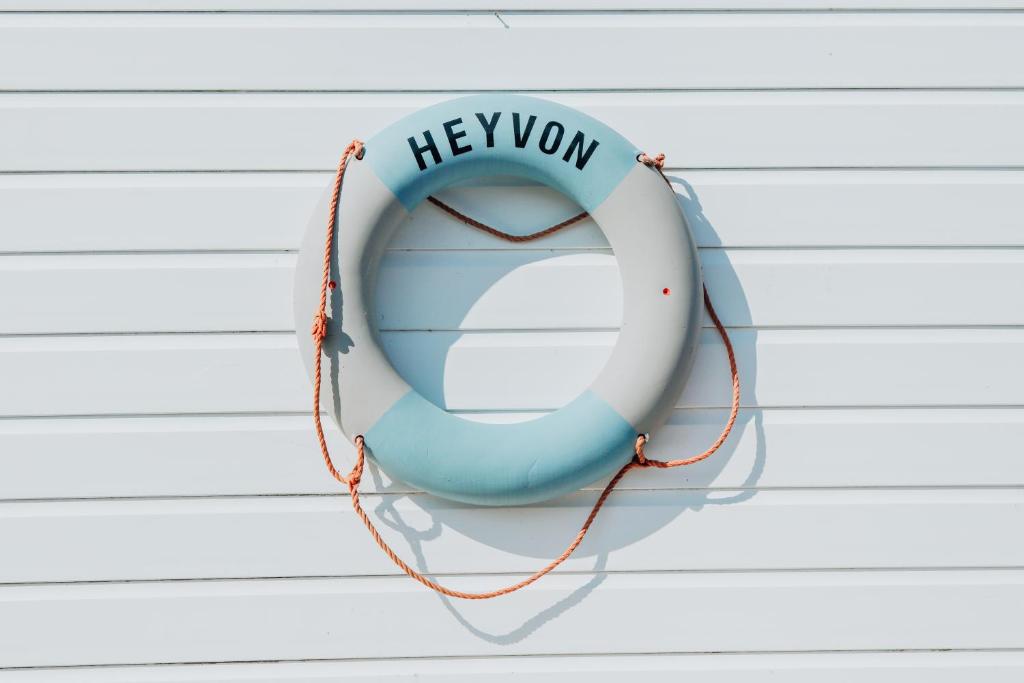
294;94;702;506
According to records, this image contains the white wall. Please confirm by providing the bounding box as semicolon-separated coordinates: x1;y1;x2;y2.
2;3;1024;680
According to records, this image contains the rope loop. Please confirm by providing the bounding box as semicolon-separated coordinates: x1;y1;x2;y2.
311;140;364;488
638;152;666;170
633;434;650;466
310;143;740;599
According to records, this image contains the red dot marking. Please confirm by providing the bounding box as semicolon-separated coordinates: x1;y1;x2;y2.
662;287;671;296
328;280;337;290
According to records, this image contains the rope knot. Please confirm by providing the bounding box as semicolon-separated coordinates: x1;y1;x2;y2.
311;310;328;342
350;139;366;161
633;433;650;466
638;152;666;170
348;435;368;489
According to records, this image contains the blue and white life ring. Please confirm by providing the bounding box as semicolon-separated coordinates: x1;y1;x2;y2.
294;94;702;506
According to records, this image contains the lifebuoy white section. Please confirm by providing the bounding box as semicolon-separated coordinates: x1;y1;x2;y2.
293;161;411;438
589;164;703;433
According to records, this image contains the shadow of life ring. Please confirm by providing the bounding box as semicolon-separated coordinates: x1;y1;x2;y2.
294;94;702;506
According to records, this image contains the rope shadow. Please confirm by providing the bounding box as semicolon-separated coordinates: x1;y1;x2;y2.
341;176;764;643
365;479;609;645
662;174;765;506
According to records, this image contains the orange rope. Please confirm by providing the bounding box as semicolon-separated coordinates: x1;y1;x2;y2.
427;196;590;242
311;141;740;599
311;139;364;487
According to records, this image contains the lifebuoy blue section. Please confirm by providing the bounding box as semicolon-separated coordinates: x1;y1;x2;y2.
364;95;639;213
364;389;637;506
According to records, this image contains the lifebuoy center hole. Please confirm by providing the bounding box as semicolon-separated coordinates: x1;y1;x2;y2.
375;180;623;423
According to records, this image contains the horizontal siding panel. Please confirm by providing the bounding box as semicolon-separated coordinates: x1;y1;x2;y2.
8;248;1024;333
0;173;323;253
383;328;1024;410
9;1;1024;9
3;490;1021;583
1;570;1021;666
0;253;294;334
4;408;1024;500
4;171;1024;253
1;15;1024;91
1;328;1023;416
5;92;1024;172
5;652;1024;683
375;248;1024;331
391;175;1024;249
